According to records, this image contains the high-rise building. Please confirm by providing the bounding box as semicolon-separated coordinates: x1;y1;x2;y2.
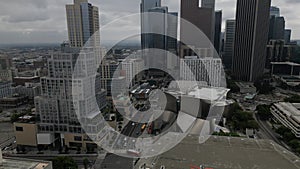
35;51;106;148
140;0;161;50
269;16;285;40
270;6;280;17
223;19;236;69
214;11;222;54
201;0;215;9
167;12;179;70
180;0;215;44
232;0;271;82
167;12;178;53
66;0;100;48
285;29;292;43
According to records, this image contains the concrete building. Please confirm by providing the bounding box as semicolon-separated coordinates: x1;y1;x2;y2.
99;61;119;96
0;55;13;82
266;40;296;68
0;152;52;169
271;102;300;138
14;82;41;100
14;116;38;147
232;0;271;82
66;0;99;48
0;95;28;109
121;59;144;87
271;62;300;76
0;81;12;98
180;56;223;87
34;50;104;150
223;19;236;69
235;82;257;94
135;135;300;169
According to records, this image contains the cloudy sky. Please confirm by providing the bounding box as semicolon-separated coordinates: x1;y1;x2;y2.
0;0;299;44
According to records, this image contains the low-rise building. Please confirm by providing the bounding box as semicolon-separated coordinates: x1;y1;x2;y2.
14;82;41;100
0;95;29;109
14;116;38;147
271;102;300;137
0;150;52;169
235;82;257;94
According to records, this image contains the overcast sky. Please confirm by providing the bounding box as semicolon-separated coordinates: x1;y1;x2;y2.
0;0;299;44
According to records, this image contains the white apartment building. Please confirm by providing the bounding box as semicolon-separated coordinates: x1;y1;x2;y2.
180;56;223;87
121;59;145;87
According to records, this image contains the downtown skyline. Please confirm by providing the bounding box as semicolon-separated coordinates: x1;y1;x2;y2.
0;0;299;45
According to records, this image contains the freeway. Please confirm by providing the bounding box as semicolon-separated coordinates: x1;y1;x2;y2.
254;113;291;150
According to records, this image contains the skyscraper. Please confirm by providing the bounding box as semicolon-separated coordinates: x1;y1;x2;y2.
201;0;215;9
66;0;99;48
270;6;280;17
268;7;285;41
180;0;215;43
167;12;178;53
140;0;161;50
232;0;271;82
285;29;292;43
214;11;222;54
223;19;236;69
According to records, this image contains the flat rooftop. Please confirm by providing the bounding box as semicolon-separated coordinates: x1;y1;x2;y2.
271;61;300;66
137;135;300;169
274;102;300;123
0;157;52;169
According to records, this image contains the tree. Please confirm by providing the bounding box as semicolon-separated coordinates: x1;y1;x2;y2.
83;158;89;169
256;105;272;120
21;146;26;153
37;145;43;153
276;126;290;136
284;95;300;103
76;146;81;154
254;80;274;94
288;139;300;149
64;145;69;154
58;146;63;154
10;113;20;123
52;156;78;169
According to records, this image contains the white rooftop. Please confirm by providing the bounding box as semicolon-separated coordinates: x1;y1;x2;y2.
0;157;52;169
271;61;300;66
274;102;300;123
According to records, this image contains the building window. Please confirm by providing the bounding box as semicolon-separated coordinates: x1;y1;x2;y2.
16;126;23;131
74;136;82;141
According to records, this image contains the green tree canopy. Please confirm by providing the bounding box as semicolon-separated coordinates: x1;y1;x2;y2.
52;156;78;169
